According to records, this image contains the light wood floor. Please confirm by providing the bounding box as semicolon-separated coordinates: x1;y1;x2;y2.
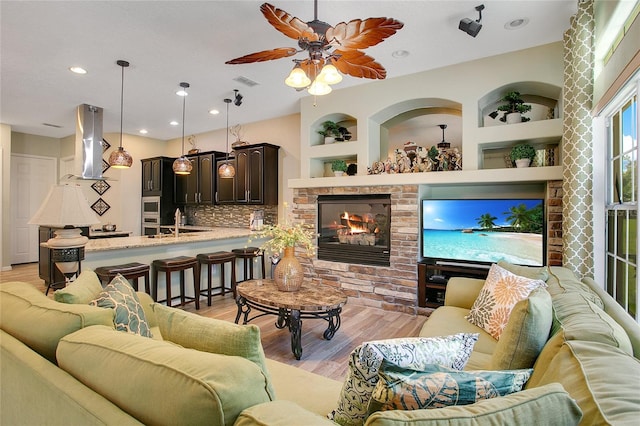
0;263;428;381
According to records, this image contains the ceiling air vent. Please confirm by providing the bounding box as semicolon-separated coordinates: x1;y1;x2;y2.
233;76;259;87
42;123;63;128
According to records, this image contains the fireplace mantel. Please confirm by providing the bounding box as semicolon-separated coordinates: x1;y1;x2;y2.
288;166;562;189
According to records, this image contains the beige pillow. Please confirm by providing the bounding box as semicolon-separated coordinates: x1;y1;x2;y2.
57;325;272;426
152;303;274;398
490;288;553;370
497;260;549;282
466;263;547;340
53;270;103;304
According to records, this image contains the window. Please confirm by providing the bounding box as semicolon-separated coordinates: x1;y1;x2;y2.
606;88;638;320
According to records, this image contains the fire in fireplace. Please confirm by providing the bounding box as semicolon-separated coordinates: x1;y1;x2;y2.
317;194;391;266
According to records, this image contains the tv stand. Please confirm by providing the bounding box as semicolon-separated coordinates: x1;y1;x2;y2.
418;260;489;308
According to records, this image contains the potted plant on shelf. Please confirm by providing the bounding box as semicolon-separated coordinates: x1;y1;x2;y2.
490;91;532;124
331;159;348;176
510;143;537;168
317;121;341;144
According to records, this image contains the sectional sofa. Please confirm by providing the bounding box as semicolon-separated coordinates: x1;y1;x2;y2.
1;264;639;425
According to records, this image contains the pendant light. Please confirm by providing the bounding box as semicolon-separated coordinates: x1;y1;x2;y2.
107;60;133;168
218;98;235;178
172;82;193;175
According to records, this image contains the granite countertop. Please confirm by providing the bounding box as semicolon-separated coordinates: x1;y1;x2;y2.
85;227;254;252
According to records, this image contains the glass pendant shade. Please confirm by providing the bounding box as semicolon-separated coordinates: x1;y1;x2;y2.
218;162;235;178
173;156;192;175
285;65;311;88
308;80;332;96
108;146;133;168
316;64;342;85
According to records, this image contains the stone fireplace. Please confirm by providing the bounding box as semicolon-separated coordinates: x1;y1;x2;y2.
317;194;391;267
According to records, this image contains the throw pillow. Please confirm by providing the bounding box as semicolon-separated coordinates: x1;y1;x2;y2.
53;270;103;304
330;333;478;426
89;274;152;337
367;361;533;415
497;260;549;282
490;287;553;370
152;303;275;399
466;263;546;340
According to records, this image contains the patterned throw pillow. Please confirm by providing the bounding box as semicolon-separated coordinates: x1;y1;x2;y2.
466;263;547;340
367;361;533;416
330;333;478;426
90;274;152;337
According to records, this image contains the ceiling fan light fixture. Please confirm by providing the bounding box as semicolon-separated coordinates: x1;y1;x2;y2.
316;64;342;85
108;59;133;169
308;80;332;96
285;64;312;88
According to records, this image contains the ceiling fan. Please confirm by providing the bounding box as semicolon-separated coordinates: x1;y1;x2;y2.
225;1;404;95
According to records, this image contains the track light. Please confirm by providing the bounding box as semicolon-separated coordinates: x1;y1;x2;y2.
234;89;243;106
459;4;484;37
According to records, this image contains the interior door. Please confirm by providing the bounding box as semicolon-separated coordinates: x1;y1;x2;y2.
10;154;56;264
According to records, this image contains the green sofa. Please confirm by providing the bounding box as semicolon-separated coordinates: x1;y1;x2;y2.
1;265;639;425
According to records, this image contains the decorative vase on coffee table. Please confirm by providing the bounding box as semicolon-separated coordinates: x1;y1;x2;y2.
274;246;304;291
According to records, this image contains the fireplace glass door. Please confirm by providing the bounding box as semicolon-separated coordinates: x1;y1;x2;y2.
317;194;391;266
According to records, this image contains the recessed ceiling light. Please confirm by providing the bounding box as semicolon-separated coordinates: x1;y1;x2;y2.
69;66;87;74
504;18;529;30
139;129;148;134
169;121;179;126
209;109;220;115
391;50;410;58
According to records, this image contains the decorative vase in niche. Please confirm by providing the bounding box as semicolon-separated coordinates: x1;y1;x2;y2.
274;246;304;291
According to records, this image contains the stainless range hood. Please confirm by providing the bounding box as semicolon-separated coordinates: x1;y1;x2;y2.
70;103;107;180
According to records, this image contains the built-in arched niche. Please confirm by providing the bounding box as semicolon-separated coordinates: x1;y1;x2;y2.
370;98;462;162
478;81;562;127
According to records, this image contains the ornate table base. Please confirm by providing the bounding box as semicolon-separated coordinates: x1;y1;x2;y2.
234;280;347;360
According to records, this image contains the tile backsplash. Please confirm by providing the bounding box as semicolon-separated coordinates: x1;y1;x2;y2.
184;204;277;228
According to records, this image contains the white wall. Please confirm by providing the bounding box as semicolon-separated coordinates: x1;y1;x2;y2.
0;124;11;270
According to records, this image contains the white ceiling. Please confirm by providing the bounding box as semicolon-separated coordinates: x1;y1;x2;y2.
0;0;577;141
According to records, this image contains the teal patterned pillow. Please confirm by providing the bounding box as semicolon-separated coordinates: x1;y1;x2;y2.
367;361;533;416
90;274;152;337
330;333;478;426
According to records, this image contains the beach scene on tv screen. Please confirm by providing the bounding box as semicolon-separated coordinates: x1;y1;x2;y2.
423;199;544;266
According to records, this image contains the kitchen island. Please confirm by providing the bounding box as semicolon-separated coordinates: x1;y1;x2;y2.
83;227;266;304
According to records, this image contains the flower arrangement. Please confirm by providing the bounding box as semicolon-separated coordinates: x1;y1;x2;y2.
252;203;316;256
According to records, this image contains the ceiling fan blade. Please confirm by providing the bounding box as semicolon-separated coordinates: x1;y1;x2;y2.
327;17;404;50
226;47;298;64
260;2;319;42
331;50;387;80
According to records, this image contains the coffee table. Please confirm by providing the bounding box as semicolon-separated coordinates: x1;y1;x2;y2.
235;279;348;360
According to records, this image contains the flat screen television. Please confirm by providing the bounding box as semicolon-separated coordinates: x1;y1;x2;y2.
422;199;545;267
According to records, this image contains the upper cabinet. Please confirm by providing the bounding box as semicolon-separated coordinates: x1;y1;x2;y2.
141;157;174;197
234;143;279;205
175;151;223;205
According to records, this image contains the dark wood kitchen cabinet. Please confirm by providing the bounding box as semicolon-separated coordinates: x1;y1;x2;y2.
141;157;174;196
233;143;279;205
215;155;236;204
175;152;221;205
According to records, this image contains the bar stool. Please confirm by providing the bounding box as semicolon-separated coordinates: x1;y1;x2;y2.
232;247;266;282
94;262;150;293
151;256;199;309
196;251;237;305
